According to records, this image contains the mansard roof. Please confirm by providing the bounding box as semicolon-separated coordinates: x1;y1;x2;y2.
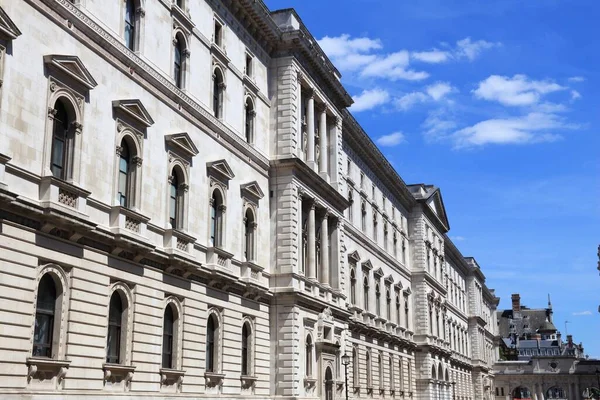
43;54;98;90
112;99;154;127
165;133;198;158
0;6;22;40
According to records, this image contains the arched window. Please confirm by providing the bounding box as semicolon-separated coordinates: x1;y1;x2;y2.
386;288;391;320
245;98;255;144
399;359;403;389
350;268;356;305
361;201;366;231
305;335;313;377
50;99;74;180
106;291;124;364
404;296;409;328
210;190;224;247
407;360;412;391
352;347;359;386
244;208;255;262
348;190;353;222
393;231;398;257
124;0;136;50
168;167;185;229
117;139;134;207
546;386;566;399
366;350;372;387
206;314;219;372
375;284;381;316
383;222;388;251
173;33;185;89
213;68;225;119
373;213;378;241
395;292;401;324
241;322;251;376
363;277;369;312
512;387;531;399
162;305;175;368
431;365;437;380
33;274;58;357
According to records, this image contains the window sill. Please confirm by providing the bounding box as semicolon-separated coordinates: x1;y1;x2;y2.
159;367;185;386
103;363;135;381
204;371;225;388
304;377;317;389
243;74;260;96
26;357;71;388
240;375;257;389
211;42;230;65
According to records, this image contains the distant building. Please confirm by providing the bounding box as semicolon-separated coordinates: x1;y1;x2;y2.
494;294;599;400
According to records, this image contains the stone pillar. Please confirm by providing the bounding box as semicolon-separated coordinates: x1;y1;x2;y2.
320;212;330;286
318;106;329;181
298;190;304;273
307;201;316;280
330;117;342;191
306;90;316;169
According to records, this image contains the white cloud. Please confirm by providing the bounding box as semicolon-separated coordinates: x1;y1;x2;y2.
573;311;592;316
395;82;455;110
376;132;406;147
568;76;585;83
449;112;569;148
455;37;500;61
412;50;451;63
351;88;390;112
360;51;429;81
451;236;466;242
426;82;454;100
571;90;581;101
473;74;566;106
395;92;429;110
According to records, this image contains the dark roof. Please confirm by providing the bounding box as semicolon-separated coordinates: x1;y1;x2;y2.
497;308;555;338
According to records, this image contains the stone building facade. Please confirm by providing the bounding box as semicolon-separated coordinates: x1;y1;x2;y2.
0;1;498;399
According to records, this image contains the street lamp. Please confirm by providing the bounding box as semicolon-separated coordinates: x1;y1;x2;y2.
451;381;456;400
341;353;351;400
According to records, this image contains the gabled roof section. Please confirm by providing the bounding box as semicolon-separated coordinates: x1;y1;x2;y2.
240;181;264;201
0;6;21;40
207;159;235;182
165;133;198;158
112;99;154;127
43;55;97;90
407;184;450;232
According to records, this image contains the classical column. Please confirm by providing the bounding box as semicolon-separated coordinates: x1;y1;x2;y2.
307;201;316;280
318;105;329;181
320;212;330;286
298;189;304;273
306;90;316;169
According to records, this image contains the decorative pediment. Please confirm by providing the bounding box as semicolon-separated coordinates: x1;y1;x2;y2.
394;282;403;291
0;6;21;40
384;275;394;285
43;55;97;90
165;133;198;158
425;189;450;232
240;181;264;202
361;259;373;271
373;268;384;279
404;287;412;296
112;99;154;127
348;250;361;263
207;159;235;182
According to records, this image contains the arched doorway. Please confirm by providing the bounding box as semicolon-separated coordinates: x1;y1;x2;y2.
325;366;333;400
546;386;566;399
513;386;532;399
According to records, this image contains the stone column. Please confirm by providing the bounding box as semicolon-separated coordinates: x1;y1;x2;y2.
320;212;330;286
318;105;329;181
306;90;316;169
307;201;316;280
298;189;304;273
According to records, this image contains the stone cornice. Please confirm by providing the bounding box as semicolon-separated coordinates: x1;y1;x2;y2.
343;110;416;210
270;157;348;212
35;0;270;176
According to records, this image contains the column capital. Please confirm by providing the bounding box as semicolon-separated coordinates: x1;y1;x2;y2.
305;88;315;99
316;102;328;114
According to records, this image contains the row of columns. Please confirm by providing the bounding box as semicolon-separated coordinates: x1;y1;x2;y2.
299;192;338;287
301;89;339;182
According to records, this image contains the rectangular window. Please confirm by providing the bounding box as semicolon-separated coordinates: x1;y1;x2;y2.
245;53;253;77
214;20;223;46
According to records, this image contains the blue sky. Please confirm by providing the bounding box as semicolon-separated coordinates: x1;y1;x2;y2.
265;0;600;356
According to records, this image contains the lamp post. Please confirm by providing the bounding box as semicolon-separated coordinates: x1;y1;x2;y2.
451;381;456;400
342;353;351;400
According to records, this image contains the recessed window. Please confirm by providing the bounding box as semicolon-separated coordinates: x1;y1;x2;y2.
173;33;186;89
213;68;225;119
33;274;58;358
241;322;252;376
206;314;219;372
106;292;124;364
244;208;256;261
214;20;223;47
245;53;253;77
124;0;136;50
162;305;175;368
210;190;224;247
244;98;255;144
305;335;313;376
50;99;74;180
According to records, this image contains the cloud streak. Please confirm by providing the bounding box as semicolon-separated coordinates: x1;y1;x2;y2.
351;88;390;112
376;132;406;147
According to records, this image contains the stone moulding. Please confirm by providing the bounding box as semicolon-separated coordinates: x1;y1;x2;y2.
240;375;257;389
102;363;135;386
204;371;225;388
26;357;71;387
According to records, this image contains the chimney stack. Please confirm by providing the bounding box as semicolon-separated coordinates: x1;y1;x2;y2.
511;293;521;313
